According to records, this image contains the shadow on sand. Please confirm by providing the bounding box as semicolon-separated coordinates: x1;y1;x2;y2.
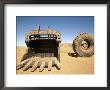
68;53;79;58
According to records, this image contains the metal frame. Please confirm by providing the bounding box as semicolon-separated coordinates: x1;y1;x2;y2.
0;0;109;90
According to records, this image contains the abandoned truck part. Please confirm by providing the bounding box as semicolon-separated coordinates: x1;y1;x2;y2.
16;57;60;72
72;33;94;57
16;27;61;72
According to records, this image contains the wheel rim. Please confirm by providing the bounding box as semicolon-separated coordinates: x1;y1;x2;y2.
81;40;89;50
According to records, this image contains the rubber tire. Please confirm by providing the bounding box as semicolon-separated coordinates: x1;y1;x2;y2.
73;33;94;57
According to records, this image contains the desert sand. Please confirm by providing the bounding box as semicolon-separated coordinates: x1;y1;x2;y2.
16;43;94;74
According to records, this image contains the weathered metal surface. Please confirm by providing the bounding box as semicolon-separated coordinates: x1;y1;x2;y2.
25;27;61;44
24;26;61;61
16;26;61;72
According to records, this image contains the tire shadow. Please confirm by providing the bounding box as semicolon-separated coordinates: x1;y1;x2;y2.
68;53;79;58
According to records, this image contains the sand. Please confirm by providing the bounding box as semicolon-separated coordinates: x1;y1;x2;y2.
16;43;94;74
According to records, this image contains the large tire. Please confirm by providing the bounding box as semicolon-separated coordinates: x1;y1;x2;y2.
73;33;94;57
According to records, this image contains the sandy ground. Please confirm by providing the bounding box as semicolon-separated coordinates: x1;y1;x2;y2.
16;43;94;74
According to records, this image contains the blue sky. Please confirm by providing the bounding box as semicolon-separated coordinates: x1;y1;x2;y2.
16;16;94;46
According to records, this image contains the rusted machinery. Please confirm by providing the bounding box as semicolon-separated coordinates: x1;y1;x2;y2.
16;26;61;72
16;26;94;72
